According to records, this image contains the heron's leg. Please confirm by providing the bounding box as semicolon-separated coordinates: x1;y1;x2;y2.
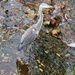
28;44;35;62
25;45;32;61
18;46;29;62
21;45;32;62
22;44;33;61
29;45;32;60
20;44;34;63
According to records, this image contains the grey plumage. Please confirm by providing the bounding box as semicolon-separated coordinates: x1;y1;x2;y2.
18;24;38;50
18;3;53;51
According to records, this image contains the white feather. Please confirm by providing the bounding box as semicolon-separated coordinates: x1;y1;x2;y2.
67;43;75;47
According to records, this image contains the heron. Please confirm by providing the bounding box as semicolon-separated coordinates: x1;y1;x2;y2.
18;3;53;51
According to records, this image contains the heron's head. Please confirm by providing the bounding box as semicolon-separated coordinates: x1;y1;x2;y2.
40;3;53;9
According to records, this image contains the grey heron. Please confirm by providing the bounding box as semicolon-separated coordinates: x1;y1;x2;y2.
18;3;53;51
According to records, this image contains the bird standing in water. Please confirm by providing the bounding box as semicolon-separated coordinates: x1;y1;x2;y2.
18;3;53;51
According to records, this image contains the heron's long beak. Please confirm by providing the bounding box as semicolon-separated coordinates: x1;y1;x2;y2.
44;5;53;9
47;5;53;9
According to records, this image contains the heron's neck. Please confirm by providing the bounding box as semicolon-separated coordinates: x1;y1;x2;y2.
39;7;43;16
35;7;44;31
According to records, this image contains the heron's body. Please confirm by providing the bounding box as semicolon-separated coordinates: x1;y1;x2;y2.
18;3;53;50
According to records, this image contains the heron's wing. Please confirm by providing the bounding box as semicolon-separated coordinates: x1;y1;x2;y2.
20;25;37;47
24;34;36;46
20;25;34;44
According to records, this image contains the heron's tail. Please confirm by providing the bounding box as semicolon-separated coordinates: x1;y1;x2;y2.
17;43;23;51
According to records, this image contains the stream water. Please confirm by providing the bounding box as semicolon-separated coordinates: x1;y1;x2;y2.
0;0;75;75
